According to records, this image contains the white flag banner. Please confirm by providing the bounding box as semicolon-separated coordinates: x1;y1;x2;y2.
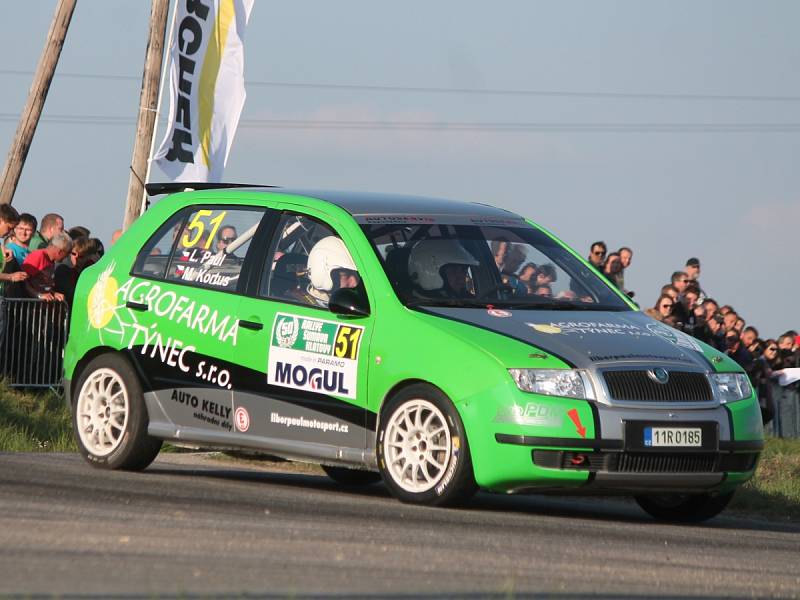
154;0;254;182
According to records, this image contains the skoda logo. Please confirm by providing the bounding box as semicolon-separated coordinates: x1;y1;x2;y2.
648;368;670;385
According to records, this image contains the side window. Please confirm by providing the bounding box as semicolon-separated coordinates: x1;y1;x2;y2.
166;207;265;291
132;209;187;279
261;213;360;308
132;206;265;292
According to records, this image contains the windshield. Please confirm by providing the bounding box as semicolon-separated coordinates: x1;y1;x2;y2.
360;217;631;311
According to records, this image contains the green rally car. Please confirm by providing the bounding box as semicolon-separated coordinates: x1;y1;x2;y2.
63;184;764;521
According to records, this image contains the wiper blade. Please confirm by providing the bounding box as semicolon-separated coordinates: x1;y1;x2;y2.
405;298;491;308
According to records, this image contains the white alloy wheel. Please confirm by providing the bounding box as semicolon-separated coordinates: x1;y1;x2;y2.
383;399;452;493
76;368;130;457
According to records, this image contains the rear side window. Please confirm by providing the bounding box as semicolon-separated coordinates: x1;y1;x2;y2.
132;206;266;293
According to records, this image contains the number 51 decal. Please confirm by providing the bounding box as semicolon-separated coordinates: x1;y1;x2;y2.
334;325;363;360
182;210;228;250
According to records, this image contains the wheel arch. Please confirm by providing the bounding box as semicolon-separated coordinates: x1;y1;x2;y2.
376;378;447;428
68;347;139;406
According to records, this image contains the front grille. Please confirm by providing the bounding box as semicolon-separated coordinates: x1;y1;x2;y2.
603;370;713;402
616;453;715;473
532;450;758;473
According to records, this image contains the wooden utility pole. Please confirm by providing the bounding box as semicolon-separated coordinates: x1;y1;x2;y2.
0;0;77;205
123;0;170;230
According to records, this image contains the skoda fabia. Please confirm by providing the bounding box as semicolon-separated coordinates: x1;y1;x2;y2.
64;184;764;522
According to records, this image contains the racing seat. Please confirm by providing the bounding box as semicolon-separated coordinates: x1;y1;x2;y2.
269;252;309;298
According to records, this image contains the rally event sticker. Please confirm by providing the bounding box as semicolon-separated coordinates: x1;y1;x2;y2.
268;313;364;399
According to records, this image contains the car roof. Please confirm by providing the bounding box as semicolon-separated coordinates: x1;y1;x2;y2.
147;183;520;219
282;189;517;219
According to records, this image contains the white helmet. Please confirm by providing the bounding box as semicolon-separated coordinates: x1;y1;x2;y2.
307;236;357;297
408;239;479;291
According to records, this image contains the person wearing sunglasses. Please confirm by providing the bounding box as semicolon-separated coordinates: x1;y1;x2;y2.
749;339;777;426
645;293;676;325
762;340;780;368
670;270;690;294
216;225;238;253
587;241;606;269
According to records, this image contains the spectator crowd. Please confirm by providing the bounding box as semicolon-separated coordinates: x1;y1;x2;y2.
586;240;799;425
0;204;107;307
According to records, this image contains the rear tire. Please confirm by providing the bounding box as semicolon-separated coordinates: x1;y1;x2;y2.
321;465;382;486
377;384;477;506
72;353;162;471
634;491;734;522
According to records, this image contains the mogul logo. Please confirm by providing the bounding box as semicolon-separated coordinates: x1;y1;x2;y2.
164;0;211;165
274;362;350;395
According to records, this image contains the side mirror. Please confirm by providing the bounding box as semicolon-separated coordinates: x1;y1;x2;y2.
329;288;370;317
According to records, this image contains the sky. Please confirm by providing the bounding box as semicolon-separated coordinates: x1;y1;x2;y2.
1;1;798;338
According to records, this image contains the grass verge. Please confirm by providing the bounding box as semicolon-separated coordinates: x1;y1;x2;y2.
0;382;75;452
2;383;799;521
729;436;800;522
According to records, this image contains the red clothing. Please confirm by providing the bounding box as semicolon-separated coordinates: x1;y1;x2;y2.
22;249;56;293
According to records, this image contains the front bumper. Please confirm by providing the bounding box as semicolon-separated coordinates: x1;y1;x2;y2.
460;387;763;494
493;433;762;493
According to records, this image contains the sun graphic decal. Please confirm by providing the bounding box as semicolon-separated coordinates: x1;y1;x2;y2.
86;262;137;345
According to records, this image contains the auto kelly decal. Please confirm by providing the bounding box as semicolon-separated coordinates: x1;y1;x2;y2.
268;313;364;399
168;388;234;432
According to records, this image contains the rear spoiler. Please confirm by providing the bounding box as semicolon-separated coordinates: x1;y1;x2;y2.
144;182;278;196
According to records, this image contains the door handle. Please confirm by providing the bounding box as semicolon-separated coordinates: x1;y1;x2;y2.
126;301;148;312
239;319;263;331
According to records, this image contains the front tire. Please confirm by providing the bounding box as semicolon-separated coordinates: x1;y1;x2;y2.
377;384;477;506
72;353;162;471
635;491;735;522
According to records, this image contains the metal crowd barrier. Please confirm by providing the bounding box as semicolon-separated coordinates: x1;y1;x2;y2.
769;382;800;439
0;298;69;389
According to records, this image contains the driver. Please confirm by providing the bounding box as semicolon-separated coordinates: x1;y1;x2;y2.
407;239;478;298
304;236;361;306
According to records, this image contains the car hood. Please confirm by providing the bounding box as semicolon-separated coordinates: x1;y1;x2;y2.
419;306;715;370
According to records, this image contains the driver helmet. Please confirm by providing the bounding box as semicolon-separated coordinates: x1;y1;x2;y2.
408;239;479;291
306;236;358;302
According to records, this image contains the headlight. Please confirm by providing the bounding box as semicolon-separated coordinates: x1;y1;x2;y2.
709;373;752;403
508;369;595;400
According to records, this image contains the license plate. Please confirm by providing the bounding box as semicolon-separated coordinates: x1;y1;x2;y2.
644;427;702;447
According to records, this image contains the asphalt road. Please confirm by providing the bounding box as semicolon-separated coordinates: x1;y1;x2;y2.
1;452;798;599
